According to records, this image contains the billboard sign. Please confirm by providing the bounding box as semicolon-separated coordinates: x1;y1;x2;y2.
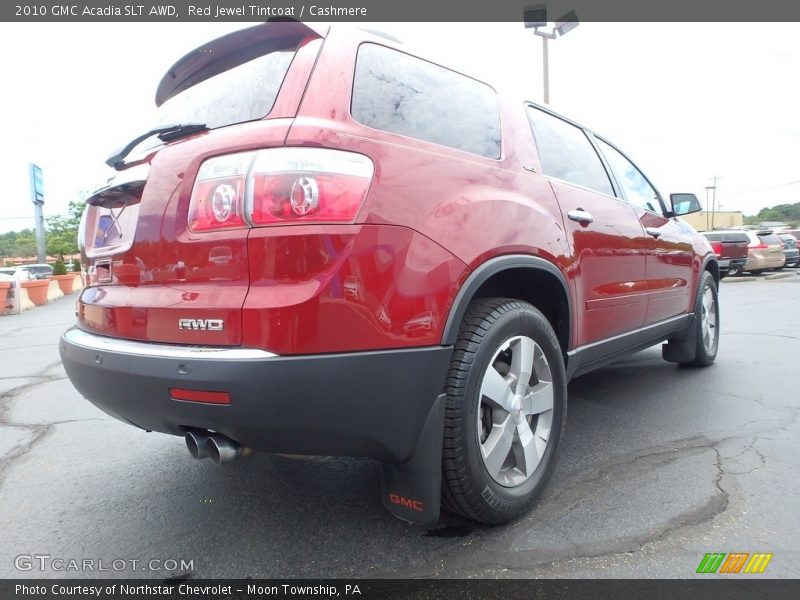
30;163;44;204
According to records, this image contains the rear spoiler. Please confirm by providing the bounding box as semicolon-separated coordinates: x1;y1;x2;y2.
155;20;328;106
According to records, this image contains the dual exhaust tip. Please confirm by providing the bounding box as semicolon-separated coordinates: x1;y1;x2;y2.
185;430;251;465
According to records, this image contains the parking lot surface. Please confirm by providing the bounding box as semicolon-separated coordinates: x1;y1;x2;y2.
1;273;798;579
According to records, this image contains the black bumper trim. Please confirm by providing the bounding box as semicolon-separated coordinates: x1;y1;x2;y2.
60;329;453;464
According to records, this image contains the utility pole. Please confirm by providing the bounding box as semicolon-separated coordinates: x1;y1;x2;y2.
709;176;720;229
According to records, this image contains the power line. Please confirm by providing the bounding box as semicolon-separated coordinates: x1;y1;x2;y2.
726;180;800;195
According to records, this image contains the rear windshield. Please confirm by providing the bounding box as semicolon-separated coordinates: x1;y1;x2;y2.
723;232;749;243
702;233;722;242
757;233;782;245
155;46;298;130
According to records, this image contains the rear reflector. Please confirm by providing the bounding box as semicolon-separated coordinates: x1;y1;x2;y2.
188;148;374;232
170;388;231;405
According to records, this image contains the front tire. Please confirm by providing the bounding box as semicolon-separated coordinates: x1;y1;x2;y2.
441;299;566;524
683;271;719;366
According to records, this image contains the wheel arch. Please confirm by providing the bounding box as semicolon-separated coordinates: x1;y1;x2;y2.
441;255;572;355
702;255;720;287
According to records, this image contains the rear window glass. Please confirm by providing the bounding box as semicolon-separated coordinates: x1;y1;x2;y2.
757;233;782;245
155;47;297;130
702;233;722;241
351;44;502;159
723;232;749;243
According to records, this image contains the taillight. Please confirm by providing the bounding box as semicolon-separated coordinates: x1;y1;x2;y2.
188;152;253;232
710;242;723;256
748;242;769;249
188;148;374;232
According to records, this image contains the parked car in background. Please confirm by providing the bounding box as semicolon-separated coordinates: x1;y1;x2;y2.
743;230;785;273
701;230;749;277
18;263;53;280
0;267;33;281
778;233;800;267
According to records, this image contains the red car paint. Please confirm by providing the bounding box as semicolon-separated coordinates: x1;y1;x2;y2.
76;25;712;356
78;27;712;360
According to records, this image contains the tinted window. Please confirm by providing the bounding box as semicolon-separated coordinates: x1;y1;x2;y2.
526;106;614;196
702;233;722;242
352;44;501;159
757;233;782;245
595;139;661;213
156;48;297;130
722;232;749;243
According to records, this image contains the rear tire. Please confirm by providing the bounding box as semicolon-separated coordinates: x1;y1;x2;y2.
441;298;566;524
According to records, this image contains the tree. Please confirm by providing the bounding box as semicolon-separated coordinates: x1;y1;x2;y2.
11;230;37;259
46;199;86;257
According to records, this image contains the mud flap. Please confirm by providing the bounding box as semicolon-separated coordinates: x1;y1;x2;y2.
662;314;697;363
381;393;445;525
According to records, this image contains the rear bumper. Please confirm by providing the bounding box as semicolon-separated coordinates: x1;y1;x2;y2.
745;255;785;270
60;327;452;463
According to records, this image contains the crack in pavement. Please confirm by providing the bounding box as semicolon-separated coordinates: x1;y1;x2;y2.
0;359;78;488
391;404;797;578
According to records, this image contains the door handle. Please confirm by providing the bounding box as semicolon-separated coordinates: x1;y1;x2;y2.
645;227;662;239
567;209;594;224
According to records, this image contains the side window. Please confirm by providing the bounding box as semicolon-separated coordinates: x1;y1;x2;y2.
526;106;614;196
351;44;501;159
595;139;661;214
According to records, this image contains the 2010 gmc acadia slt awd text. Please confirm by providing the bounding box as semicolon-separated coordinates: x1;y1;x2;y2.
60;22;719;524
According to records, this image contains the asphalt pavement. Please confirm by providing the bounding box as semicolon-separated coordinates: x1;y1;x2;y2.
1;273;798;579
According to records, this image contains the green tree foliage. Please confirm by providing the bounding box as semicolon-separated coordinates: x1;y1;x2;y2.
45;200;86;258
744;202;800;226
0;229;38;258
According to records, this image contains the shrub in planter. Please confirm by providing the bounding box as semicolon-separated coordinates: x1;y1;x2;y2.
72;259;81;272
53;258;68;276
51;257;76;294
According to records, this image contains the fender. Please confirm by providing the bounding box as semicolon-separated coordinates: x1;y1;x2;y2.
692;252;719;313
440;254;572;347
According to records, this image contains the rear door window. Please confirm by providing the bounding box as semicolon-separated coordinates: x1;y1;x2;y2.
526;106;614;196
351;44;502;159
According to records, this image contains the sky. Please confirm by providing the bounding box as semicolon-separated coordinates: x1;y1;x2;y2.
0;21;799;234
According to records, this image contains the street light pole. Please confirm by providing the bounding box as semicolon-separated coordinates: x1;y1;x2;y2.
542;35;550;104
526;8;579;105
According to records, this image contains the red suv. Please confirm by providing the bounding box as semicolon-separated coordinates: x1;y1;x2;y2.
61;22;719;525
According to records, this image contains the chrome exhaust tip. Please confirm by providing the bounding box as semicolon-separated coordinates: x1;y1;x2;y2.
206;433;250;465
185;430;210;460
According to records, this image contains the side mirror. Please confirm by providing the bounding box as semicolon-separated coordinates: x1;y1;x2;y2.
670;193;702;216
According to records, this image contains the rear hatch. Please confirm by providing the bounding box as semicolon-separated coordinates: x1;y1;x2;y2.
78;22;326;346
752;232;785;262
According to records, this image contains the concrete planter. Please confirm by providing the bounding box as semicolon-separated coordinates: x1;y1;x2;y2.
46;280;64;302
21;279;50;306
51;274;76;294
0;281;12;313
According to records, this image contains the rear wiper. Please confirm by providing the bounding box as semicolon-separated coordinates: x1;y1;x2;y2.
105;123;208;169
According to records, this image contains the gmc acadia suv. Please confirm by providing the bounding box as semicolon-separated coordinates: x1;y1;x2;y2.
61;22;719;525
